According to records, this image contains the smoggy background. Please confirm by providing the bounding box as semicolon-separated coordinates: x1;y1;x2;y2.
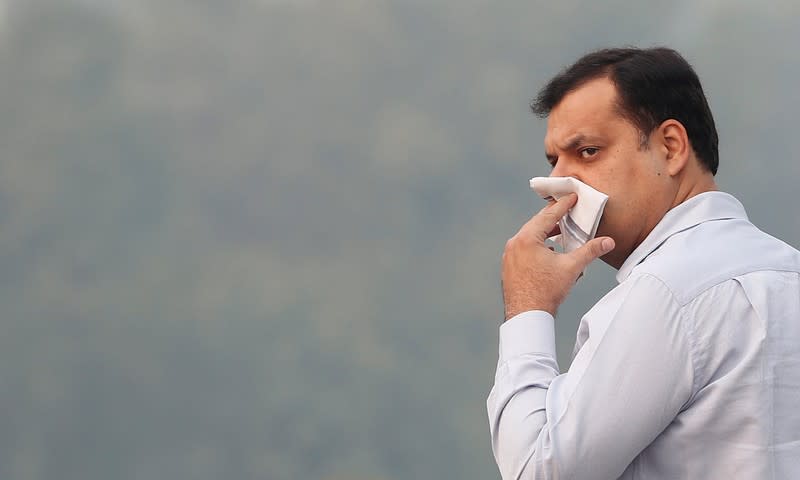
1;0;799;478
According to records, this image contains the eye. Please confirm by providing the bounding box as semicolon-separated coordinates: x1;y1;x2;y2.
579;147;600;159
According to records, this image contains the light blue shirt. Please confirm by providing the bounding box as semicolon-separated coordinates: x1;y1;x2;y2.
488;192;800;479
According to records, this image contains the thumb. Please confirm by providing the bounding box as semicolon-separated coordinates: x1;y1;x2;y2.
571;236;615;271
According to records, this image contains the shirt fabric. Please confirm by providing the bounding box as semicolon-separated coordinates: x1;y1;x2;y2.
487;191;800;479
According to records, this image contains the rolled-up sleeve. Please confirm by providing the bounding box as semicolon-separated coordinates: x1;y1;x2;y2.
487;274;696;480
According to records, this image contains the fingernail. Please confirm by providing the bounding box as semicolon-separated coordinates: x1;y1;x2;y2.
601;238;615;251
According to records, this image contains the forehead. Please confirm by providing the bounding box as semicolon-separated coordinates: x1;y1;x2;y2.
544;76;624;149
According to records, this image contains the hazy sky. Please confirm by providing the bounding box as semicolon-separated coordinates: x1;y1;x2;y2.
1;1;799;479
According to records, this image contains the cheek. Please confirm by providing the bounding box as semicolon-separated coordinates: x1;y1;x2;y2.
602;152;655;200
594;148;653;231
599;186;641;231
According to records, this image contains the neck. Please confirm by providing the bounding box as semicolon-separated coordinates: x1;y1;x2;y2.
671;168;718;210
610;167;717;270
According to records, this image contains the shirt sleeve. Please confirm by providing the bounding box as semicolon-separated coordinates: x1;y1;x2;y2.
487;274;696;480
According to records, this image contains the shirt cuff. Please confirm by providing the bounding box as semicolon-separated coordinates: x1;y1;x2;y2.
499;310;557;362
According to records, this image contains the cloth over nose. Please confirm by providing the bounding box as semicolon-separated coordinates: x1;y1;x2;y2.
529;177;609;253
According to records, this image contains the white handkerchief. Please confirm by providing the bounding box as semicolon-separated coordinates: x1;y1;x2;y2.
529;176;609;253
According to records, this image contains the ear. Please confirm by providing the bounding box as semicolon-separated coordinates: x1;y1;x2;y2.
656;119;690;176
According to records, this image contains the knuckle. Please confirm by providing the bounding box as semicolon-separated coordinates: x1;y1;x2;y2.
537;210;558;224
539;206;555;217
504;236;520;253
511;232;534;250
591;240;606;255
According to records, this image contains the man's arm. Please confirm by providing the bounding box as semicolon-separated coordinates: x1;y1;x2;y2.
487;274;695;479
490;195;695;479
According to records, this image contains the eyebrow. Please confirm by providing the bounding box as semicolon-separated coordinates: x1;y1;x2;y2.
544;133;603;161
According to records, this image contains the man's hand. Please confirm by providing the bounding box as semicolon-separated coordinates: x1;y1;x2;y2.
502;193;615;320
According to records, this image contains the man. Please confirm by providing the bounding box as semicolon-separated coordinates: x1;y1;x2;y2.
487;47;800;479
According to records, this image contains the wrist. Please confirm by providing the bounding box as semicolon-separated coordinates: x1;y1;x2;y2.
504;302;557;321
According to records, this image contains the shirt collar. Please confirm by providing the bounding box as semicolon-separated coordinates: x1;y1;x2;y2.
616;191;748;283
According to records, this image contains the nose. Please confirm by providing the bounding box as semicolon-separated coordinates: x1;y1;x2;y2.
550;158;571;178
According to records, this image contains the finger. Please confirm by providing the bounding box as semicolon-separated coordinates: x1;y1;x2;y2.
541;193;577;225
524;193;578;241
547;223;561;239
538;191;575;211
569;236;615;272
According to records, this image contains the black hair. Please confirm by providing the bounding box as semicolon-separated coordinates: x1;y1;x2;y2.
532;47;719;175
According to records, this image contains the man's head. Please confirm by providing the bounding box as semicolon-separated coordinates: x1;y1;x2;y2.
533;47;719;268
534;47;719;175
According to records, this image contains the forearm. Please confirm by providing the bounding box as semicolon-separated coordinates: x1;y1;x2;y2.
487;275;695;480
487;311;561;480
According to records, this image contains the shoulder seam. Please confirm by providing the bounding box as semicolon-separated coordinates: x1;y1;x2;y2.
633;265;800;307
